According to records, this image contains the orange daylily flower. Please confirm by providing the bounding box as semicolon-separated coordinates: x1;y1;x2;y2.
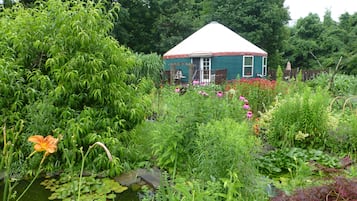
28;135;59;156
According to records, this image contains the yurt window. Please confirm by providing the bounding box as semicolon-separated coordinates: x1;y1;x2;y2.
263;57;267;76
243;56;254;77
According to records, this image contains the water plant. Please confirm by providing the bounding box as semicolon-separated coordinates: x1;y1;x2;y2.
77;142;114;201
39;141;126;201
41;175;127;201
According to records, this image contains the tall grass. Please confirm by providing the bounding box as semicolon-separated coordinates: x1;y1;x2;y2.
261;86;330;149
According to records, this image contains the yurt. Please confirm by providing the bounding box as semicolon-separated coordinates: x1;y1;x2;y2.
163;21;268;84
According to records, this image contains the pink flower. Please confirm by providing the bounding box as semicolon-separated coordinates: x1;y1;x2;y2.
247;111;253;119
193;80;199;85
243;103;250;110
175;87;180;93
239;96;246;101
216;91;223;97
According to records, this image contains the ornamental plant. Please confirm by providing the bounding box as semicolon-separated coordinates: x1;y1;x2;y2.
193;118;268;200
326;112;357;154
1;124;60;201
271;177;357;201
259;86;331;149
149;85;251;177
0;0;154;174
225;78;278;114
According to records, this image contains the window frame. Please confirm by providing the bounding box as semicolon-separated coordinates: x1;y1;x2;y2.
243;56;254;78
262;57;267;76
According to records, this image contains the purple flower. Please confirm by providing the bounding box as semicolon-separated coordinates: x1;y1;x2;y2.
239;96;246;101
175;87;180;93
216;91;223;97
243;103;250;110
247;111;253;119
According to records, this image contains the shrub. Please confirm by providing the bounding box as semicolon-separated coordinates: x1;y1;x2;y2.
307;73;357;96
149;85;253;173
326;112;357;154
257;147;341;177
193;118;266;199
0;0;154;175
225;78;277;114
271;177;357;201
260;87;330;149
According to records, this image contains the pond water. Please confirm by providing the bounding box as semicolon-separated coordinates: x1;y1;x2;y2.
0;179;139;201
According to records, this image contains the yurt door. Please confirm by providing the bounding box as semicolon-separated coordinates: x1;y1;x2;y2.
200;58;211;83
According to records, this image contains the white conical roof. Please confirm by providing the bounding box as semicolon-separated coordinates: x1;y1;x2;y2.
163;21;267;59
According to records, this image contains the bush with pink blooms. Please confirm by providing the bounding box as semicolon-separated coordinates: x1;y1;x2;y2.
225;78;281;114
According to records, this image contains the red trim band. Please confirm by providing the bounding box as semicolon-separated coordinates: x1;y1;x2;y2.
163;52;268;59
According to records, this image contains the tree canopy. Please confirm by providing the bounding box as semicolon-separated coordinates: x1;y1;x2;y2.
0;0;157;174
3;0;356;73
284;12;357;74
113;0;290;68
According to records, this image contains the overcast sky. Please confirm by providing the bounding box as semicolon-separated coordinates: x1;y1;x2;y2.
1;0;356;22
284;0;357;22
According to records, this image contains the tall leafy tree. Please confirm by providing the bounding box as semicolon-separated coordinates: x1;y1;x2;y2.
0;0;153;174
201;0;289;68
283;11;357;74
284;13;323;69
113;0;161;53
338;12;357;74
153;0;204;54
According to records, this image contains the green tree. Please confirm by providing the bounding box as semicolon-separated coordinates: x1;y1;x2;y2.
284;13;323;69
0;0;153;174
153;0;204;54
283;11;357;74
112;0;161;53
338;13;357;74
202;0;289;68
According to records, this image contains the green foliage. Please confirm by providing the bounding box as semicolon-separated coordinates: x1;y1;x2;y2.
112;0;160;54
146;85;267;200
1;123;23;201
193;118;260;180
111;0;289;67
147;173;268;201
149;86;248;172
143;173;223;201
261;87;331;149
226;78;278;114
132;53;164;88
0;0;153;174
326;112;357;154
153;0;203;54
307;73;357;96
41;174;127;201
205;0;289;67
257;147;341;177
276;65;283;82
271;162;319;196
193;118;267;200
284;12;357;74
